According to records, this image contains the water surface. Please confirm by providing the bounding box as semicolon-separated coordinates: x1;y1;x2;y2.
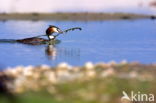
0;19;156;68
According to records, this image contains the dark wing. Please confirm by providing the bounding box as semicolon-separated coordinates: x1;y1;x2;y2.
16;37;48;44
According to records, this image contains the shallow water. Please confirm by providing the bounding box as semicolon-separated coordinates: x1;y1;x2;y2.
0;19;156;68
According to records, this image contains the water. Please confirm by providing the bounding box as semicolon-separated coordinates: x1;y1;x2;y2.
0;19;156;68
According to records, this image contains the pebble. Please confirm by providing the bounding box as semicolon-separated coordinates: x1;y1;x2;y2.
85;62;94;70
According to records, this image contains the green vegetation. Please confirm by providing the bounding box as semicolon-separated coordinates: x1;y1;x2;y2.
0;77;156;103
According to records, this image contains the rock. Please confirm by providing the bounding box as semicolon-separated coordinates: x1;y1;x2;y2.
85;62;94;70
101;68;115;77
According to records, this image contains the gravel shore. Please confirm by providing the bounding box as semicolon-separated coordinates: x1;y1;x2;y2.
0;62;156;103
0;62;156;93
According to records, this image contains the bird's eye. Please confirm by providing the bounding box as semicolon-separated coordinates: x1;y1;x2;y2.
57;28;60;32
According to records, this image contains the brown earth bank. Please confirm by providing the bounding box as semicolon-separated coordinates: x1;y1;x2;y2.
0;13;156;21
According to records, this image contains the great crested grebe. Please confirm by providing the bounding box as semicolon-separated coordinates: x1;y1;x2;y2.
16;25;62;44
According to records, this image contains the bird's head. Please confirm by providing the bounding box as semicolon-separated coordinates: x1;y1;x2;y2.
46;25;63;35
46;25;63;40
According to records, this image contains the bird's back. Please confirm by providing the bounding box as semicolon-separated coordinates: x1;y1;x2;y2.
16;37;48;45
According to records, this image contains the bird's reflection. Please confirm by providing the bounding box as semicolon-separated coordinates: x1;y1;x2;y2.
0;38;80;62
45;44;57;60
45;44;80;61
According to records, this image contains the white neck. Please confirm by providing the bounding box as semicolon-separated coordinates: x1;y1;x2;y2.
49;35;54;39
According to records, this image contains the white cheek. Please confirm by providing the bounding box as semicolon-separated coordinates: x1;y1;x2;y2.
53;28;59;33
49;35;54;39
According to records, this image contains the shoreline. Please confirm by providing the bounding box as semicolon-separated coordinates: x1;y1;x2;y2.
0;62;156;103
0;12;156;21
0;62;156;93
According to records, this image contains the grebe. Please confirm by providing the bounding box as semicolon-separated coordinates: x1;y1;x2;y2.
0;25;81;45
16;25;62;45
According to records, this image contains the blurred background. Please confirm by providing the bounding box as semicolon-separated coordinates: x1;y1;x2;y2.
0;0;156;103
0;0;156;14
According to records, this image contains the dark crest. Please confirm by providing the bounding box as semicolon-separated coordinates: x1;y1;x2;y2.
49;25;59;29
